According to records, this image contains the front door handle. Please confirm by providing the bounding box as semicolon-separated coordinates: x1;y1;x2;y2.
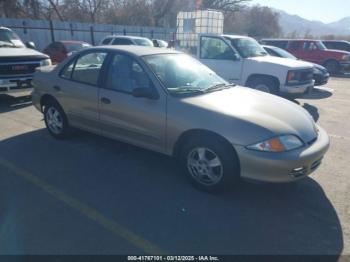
101;97;111;104
53;85;61;92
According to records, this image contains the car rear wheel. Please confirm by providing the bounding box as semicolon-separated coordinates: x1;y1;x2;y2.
180;136;240;192
43;100;70;139
324;60;340;74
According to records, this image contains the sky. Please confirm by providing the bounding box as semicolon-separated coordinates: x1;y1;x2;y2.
251;0;350;23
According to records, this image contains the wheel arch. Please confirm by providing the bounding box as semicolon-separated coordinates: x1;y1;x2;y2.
245;74;280;88
40;94;60;112
173;129;239;162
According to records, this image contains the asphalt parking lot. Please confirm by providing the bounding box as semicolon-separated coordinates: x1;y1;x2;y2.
0;77;349;256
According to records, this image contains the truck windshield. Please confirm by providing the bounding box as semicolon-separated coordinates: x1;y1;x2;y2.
0;28;24;47
228;37;268;58
144;54;229;94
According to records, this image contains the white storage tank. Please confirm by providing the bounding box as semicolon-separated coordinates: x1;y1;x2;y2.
176;10;224;51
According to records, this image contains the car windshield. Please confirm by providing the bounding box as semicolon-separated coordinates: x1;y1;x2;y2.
134;38;153;47
65;43;91;53
273;47;297;60
229;37;268;58
157;40;168;47
0;28;24;47
144;54;229;95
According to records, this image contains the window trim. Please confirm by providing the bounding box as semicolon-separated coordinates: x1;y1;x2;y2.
58;50;110;88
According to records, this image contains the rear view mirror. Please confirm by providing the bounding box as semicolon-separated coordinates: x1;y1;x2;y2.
132;87;158;99
25;41;36;49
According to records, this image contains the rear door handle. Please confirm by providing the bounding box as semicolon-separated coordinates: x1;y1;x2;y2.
53;85;61;92
101;97;111;104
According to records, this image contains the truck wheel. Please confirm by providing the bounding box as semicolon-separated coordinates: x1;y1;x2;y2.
247;77;279;95
324;60;340;74
179;135;240;192
43;100;71;139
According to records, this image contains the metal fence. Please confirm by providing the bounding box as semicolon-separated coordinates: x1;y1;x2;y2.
0;18;176;50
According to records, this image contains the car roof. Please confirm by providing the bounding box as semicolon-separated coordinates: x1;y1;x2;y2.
262;45;277;49
262;39;321;42
59;40;90;44
222;34;251;40
91;45;181;56
322;40;350;43
103;35;150;40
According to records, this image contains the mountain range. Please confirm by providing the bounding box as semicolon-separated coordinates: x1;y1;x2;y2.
277;10;350;37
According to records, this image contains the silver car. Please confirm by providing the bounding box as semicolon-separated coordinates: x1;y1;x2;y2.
32;46;330;192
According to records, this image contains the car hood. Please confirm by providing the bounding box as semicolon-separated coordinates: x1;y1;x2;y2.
0;47;48;59
179;87;318;145
248;55;313;69
312;63;328;72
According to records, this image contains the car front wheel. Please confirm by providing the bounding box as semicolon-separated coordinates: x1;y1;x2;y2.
43;100;70;139
180;136;240;192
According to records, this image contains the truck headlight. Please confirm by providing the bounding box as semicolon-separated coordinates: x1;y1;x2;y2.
246;135;304;152
286;70;300;85
40;58;51;67
341;54;350;61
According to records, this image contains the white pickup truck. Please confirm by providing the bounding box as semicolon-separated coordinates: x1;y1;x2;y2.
0;26;51;95
197;34;314;97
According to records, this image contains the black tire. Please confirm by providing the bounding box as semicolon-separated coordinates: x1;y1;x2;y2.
324;60;340;74
43;99;71;139
247;76;279;95
179;135;240;192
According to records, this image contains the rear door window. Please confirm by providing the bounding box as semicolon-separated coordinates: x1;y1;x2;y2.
60;52;107;86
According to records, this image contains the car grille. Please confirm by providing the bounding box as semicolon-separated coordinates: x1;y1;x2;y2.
0;62;40;76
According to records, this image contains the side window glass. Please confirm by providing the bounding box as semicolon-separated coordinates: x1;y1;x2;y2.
106;54;151;93
200;37;235;60
71;52;107;86
289;42;300;50
112;38;132;45
60;60;75;79
102;38;112;45
304;42;317;51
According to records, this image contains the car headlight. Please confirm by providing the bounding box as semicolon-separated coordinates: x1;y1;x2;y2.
246;135;304;152
40;58;51;67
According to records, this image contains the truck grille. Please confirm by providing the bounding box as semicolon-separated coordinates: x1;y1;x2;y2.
0;62;40;76
300;69;314;82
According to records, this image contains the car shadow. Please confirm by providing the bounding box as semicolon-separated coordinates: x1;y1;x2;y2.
331;72;350;78
0;94;32;114
302;87;333;100
0;129;343;256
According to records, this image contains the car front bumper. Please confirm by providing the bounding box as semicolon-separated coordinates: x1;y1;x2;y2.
0;76;33;94
235;126;330;183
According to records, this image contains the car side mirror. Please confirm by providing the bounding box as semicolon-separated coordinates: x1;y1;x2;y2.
132;87;158;99
25;41;36;49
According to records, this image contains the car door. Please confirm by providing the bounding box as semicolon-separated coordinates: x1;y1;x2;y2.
198;35;242;83
56;50;108;133
98;52;166;153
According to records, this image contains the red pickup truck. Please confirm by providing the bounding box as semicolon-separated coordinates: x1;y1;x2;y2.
261;39;350;74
